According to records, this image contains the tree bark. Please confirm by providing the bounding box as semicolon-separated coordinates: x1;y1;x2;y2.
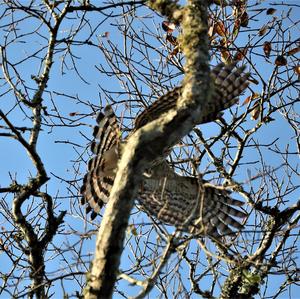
83;1;210;298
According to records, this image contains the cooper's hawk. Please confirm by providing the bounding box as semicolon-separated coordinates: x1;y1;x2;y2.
81;63;249;237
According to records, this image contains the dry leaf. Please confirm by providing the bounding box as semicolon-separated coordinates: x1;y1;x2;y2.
240;11;249;27
262;116;275;123
294;65;300;75
242;93;260;106
208;15;216;38
221;49;232;63
234;47;248;61
287;47;300;56
251;101;261;120
162;21;176;33
242;95;252;106
128;224;138;236
233;19;240;38
275;55;287;66
169;46;180;57
215;21;227;37
263;41;272;58
252;93;260;99
69;112;78;116
166;34;178;46
266;8;276;15
258;25;268;36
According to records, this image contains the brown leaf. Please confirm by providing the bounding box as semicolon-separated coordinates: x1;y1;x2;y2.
240;11;249;27
221;49;232;63
251;101;261;120
208;13;214;28
234;52;243;61
262;116;275;123
242;93;260;106
219;38;228;46
258;25;268;36
233;19;240;38
166;34;178;46
242;95;252;106
294;65;300;75
162;21;176;33
263;41;272;58
69;112;78;117
287;47;300;56
234;47;248;61
266;8;276;15
275;55;287;66
215;21;227;37
169;46;180;57
252;93;260;99
128;224;138;236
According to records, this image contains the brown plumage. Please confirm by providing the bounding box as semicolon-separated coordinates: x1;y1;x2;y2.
134;62;249;129
139;161;246;237
80;105;119;219
80;63;249;236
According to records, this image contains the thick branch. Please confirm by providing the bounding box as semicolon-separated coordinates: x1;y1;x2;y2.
83;1;210;298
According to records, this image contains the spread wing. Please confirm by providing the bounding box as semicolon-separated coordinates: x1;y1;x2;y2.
139;162;246;237
134;63;249;129
80;105;120;219
80;63;249;230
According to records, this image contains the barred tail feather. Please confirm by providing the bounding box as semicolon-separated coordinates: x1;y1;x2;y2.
139;168;246;237
199;186;247;236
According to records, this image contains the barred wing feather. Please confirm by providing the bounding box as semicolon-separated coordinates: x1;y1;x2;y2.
80;105;120;219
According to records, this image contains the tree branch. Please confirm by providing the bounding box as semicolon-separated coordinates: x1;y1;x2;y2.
83;1;210;298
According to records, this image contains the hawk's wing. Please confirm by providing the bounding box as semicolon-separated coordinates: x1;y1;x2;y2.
80;63;249;226
80;105;120;219
139;162;246;237
134;63;249;129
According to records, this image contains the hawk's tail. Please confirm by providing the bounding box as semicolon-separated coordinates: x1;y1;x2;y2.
80;105;120;219
198;185;247;237
139;174;246;237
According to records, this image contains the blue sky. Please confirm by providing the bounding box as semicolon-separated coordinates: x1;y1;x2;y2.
0;1;299;298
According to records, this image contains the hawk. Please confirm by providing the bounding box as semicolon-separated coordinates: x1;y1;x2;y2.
80;63;249;237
